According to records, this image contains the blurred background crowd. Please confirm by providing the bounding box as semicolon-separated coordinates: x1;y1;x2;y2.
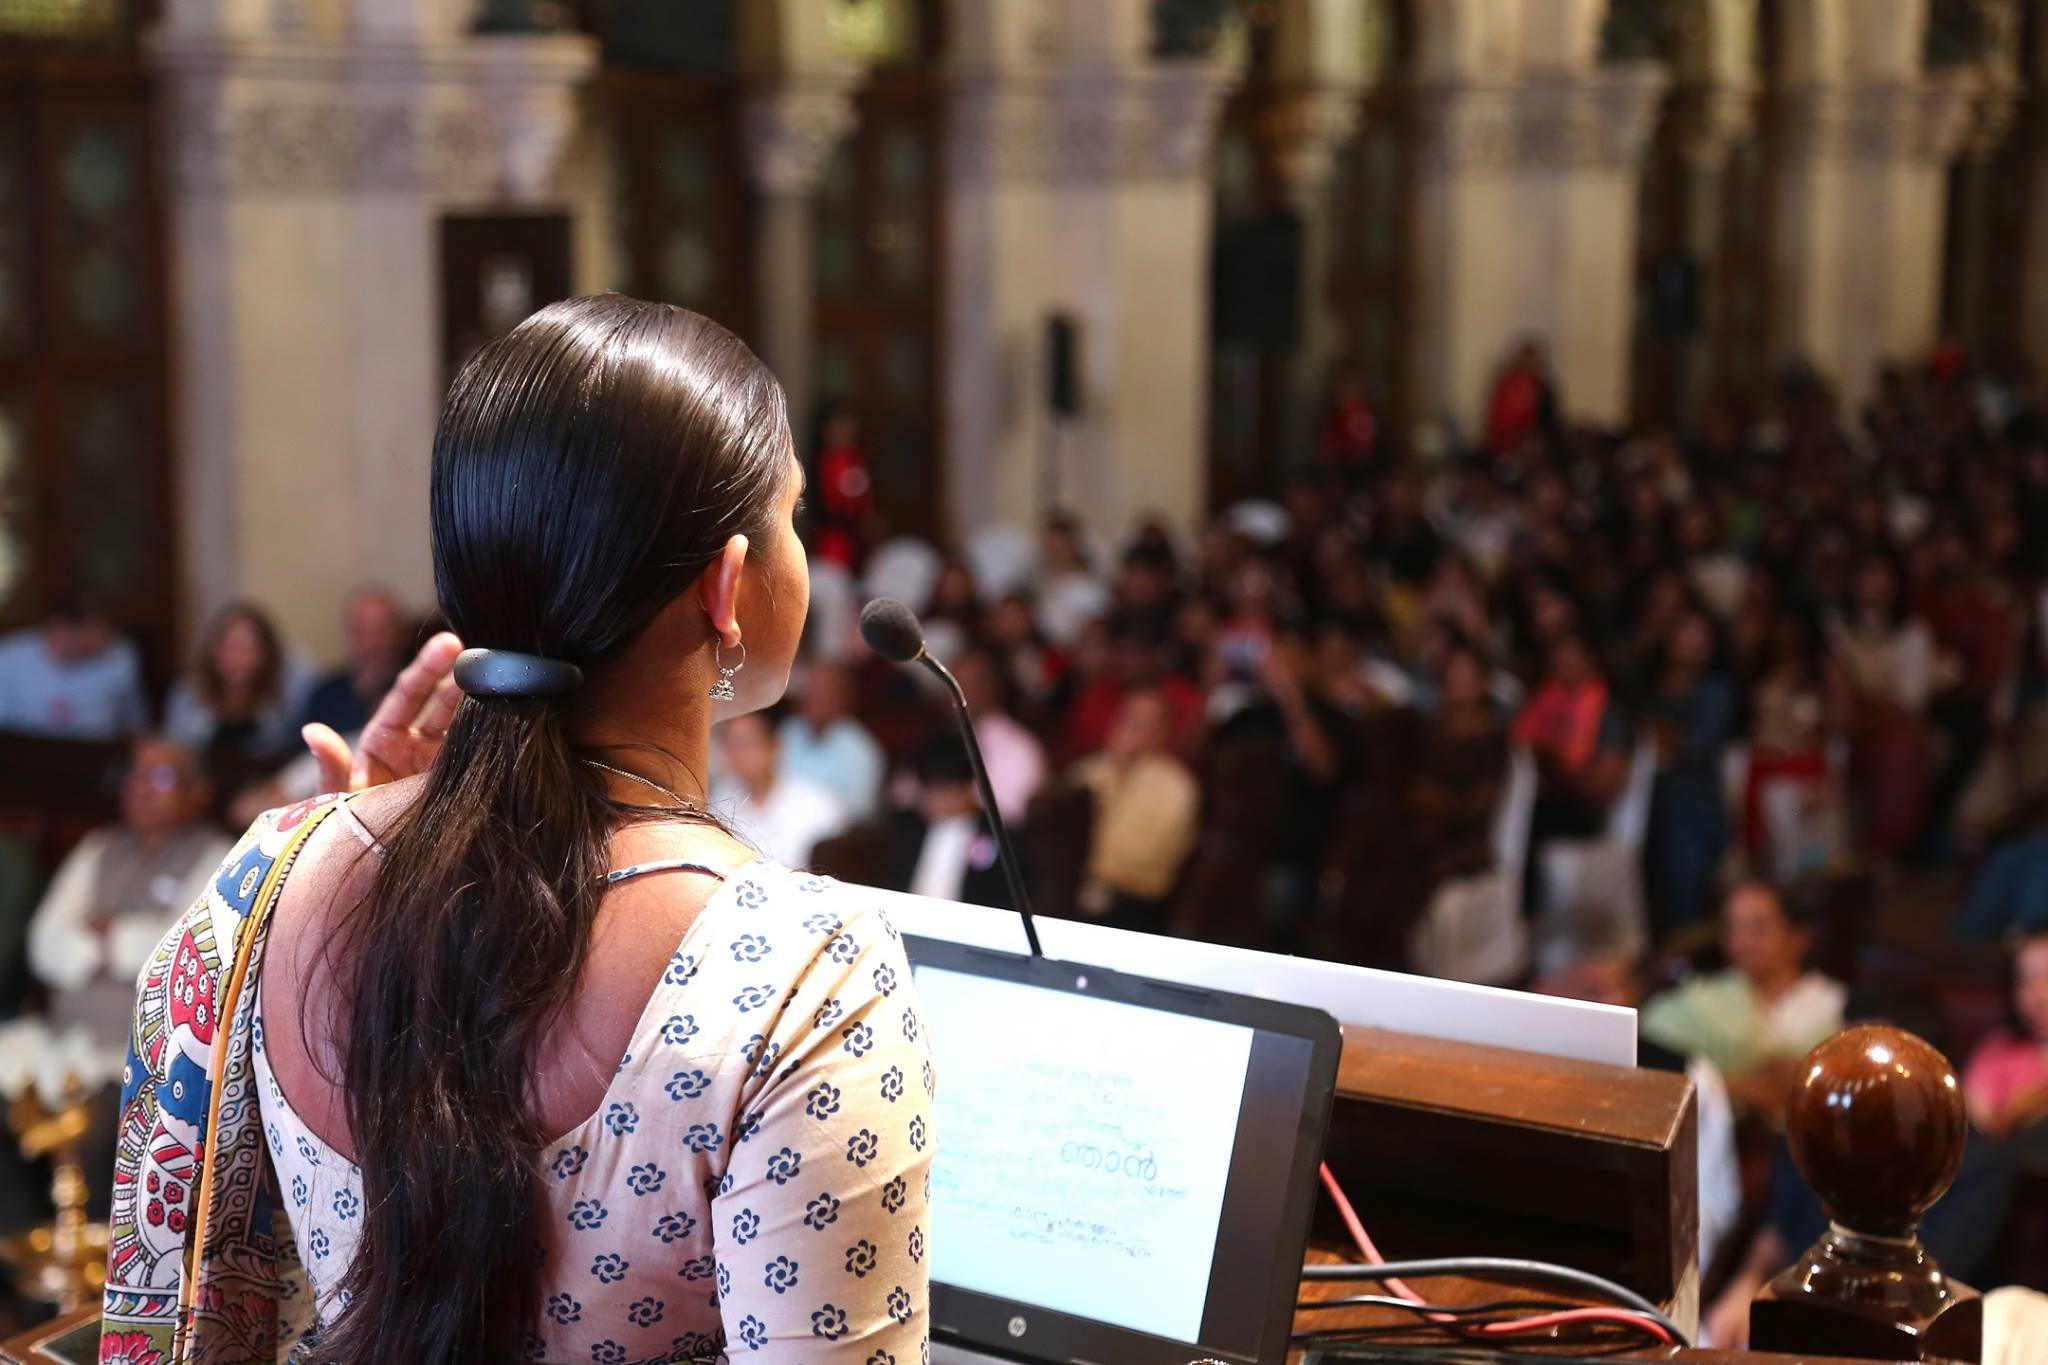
9;0;2048;1347
11;342;2048;1341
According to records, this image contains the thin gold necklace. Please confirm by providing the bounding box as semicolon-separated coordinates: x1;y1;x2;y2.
583;759;708;818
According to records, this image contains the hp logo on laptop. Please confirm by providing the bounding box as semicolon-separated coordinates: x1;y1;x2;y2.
1006;1316;1027;1338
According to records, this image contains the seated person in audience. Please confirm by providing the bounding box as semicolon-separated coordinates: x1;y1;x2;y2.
1828;552;1947;858
1640;881;1846;1120
1211;621;1359;942
776;659;885;821
1744;611;1837;878
712;707;847;868
298;585;408;737
1513;632;1630;907
163;600;308;785
1067;688;1200;934
1036;512;1112;648
1643;608;1738;932
1408;639;1509;898
26;737;233;1055
1534;936;1740;1287
952;644;1047;821
1058;617;1203;763
0;598;148;739
985;589;1068;725
889;737;1012;909
1964;929;2048;1142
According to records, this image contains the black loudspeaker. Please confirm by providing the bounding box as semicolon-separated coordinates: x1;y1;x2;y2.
1212;209;1303;352
1047;314;1081;417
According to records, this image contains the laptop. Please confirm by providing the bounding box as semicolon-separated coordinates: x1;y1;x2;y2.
906;936;1344;1365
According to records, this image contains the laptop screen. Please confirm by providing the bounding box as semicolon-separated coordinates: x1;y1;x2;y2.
909;943;1339;1365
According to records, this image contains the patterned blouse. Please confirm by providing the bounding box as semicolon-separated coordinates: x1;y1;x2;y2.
253;828;934;1365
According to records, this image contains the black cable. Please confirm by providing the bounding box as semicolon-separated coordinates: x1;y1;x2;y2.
1293;1303;1672;1349
1298;1258;1690;1347
1296;1337;1666;1363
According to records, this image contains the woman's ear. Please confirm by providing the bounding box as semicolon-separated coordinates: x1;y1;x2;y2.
698;534;751;648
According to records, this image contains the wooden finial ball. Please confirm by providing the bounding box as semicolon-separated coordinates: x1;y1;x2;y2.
1784;1024;1967;1239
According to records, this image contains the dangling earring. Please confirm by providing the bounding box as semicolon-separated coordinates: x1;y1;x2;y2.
709;640;745;701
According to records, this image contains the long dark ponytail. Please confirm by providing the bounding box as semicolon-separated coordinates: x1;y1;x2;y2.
309;296;790;1364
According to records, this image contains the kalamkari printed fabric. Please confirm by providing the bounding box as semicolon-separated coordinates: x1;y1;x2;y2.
106;794;936;1364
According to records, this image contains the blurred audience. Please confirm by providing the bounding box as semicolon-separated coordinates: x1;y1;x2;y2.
1406;640;1509;902
1536;934;1741;1282
13;336;2048;1316
891;737;1011;908
1515;633;1630;908
1966;931;2048;1143
162;600;307;787
298;585;408;736
714;708;847;868
1642;609;1738;931
777;660;885;821
1067;688;1199;934
952;645;1047;821
26;737;231;1054
1640;882;1845;1120
0;600;147;740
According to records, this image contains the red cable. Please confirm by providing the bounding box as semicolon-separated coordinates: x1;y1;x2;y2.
1318;1161;1428;1305
1314;1160;1674;1347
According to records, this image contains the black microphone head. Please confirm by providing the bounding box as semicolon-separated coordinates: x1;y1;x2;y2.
860;598;927;663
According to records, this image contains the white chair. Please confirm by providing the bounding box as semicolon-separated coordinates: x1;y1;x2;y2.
1407;746;1535;986
801;559;859;663
862;536;942;614
962;522;1037;600
1534;736;1658;964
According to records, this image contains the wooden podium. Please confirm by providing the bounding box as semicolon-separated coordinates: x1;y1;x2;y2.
1315;1023;1700;1324
2;1022;1903;1364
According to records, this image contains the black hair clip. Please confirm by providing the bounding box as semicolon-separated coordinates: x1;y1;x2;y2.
452;648;585;698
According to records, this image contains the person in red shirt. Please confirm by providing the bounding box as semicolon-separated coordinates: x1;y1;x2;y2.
1486;338;1557;458
1057;618;1203;766
811;406;876;569
1320;372;1378;472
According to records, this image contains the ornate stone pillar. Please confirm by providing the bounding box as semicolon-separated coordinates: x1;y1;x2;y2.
1767;77;1978;399
1258;85;1365;455
1941;0;2023;368
1407;62;1668;434
153;2;594;655
741;83;856;442
943;50;1230;543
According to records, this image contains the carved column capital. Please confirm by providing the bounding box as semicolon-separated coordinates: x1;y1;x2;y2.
1775;77;1983;166
948;60;1231;186
740;82;860;197
1412;64;1668;173
150;30;597;201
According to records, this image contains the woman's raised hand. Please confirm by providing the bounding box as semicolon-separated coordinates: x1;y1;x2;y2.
301;632;464;793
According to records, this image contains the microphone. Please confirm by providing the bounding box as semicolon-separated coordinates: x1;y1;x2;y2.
860;598;1044;958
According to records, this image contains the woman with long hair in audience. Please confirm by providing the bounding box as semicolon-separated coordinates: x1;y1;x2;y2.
162;600;306;784
102;296;931;1365
1828;551;1947;858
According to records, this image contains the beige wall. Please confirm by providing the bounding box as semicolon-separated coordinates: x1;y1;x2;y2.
155;0;2028;652
155;16;593;658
